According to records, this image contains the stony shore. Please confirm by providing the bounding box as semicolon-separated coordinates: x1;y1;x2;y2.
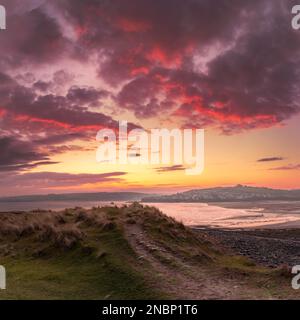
194;227;300;268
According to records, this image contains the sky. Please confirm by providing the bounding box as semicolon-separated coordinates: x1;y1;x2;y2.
0;0;300;196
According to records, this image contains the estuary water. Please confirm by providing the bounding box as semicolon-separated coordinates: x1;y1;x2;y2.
1;200;300;229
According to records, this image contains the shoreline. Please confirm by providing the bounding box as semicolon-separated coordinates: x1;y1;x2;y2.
1;200;300;230
193;226;300;268
193;218;300;230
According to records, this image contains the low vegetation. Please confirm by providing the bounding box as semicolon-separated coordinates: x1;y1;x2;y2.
0;203;298;299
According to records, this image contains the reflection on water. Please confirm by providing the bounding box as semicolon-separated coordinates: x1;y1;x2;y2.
1;200;300;229
148;202;300;228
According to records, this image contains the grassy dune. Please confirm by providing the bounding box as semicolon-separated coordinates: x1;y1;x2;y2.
0;203;298;300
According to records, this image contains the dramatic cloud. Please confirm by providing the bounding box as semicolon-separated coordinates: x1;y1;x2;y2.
257;157;284;163
9;171;127;187
0;0;299;193
0;73;122;173
270;164;300;171
0;132;88;173
0;73;120;130
66;86;109;107
0;171;127;195
155;165;186;173
44;0;300;133
0;136;54;172
1;1;299;133
0;2;72;70
33;133;86;145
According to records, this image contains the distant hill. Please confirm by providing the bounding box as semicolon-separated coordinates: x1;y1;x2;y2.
142;185;300;202
0;192;155;203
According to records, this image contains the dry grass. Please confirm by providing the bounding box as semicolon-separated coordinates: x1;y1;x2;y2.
0;210;85;251
0;203;298;300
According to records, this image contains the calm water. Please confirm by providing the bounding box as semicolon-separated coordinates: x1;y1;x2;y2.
147;202;300;229
1;200;300;229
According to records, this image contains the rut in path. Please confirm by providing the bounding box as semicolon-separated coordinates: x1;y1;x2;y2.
124;224;267;300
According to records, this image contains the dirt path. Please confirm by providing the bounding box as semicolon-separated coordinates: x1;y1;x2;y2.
124;224;269;299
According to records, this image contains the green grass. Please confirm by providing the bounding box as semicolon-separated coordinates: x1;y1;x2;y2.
1;253;159;300
0;204;298;300
0;215;163;300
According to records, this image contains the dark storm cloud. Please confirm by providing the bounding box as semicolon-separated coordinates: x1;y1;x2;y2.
37;133;93;155
257;157;284;163
200;9;300;130
270;164;300;171
0;135;52;171
0;71;140;174
54;0;259;84
48;0;300;132
66;86;110;106
1;0;300;137
0;132;92;173
34;133;86;145
117;74;165;118
33;80;51;92
0;4;72;70
155;165;186;173
0;72;123;130
47;145;91;155
0;161;60;172
0;171;127;189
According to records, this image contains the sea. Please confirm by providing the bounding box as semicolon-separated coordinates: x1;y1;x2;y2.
1;200;300;229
